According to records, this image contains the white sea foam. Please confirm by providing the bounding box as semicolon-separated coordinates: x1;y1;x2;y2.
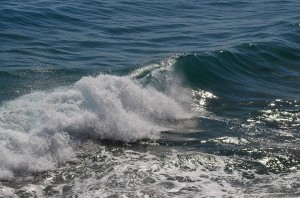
52;146;239;197
0;74;191;179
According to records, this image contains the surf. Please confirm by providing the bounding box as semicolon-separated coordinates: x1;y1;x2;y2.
0;67;193;180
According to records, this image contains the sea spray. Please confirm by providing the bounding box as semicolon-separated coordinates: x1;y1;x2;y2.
0;74;191;179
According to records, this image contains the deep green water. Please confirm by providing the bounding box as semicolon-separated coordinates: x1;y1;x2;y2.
1;0;300;197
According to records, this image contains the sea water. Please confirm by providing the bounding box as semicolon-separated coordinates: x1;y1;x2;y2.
1;0;300;197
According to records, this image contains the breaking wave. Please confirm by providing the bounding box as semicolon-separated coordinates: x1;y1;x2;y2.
0;70;192;179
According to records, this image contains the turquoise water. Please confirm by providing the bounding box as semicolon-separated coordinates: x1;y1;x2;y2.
1;0;300;197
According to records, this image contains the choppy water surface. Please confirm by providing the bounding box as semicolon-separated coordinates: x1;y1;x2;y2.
1;0;300;197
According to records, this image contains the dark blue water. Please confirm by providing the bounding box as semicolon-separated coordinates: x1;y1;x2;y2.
1;0;300;197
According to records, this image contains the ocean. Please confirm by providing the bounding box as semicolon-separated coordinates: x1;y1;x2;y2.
1;0;300;197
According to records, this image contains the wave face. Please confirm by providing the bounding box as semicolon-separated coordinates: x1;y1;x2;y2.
175;42;300;99
175;44;300;134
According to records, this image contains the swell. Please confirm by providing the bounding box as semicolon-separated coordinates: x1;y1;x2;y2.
173;42;300;101
166;42;300;129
